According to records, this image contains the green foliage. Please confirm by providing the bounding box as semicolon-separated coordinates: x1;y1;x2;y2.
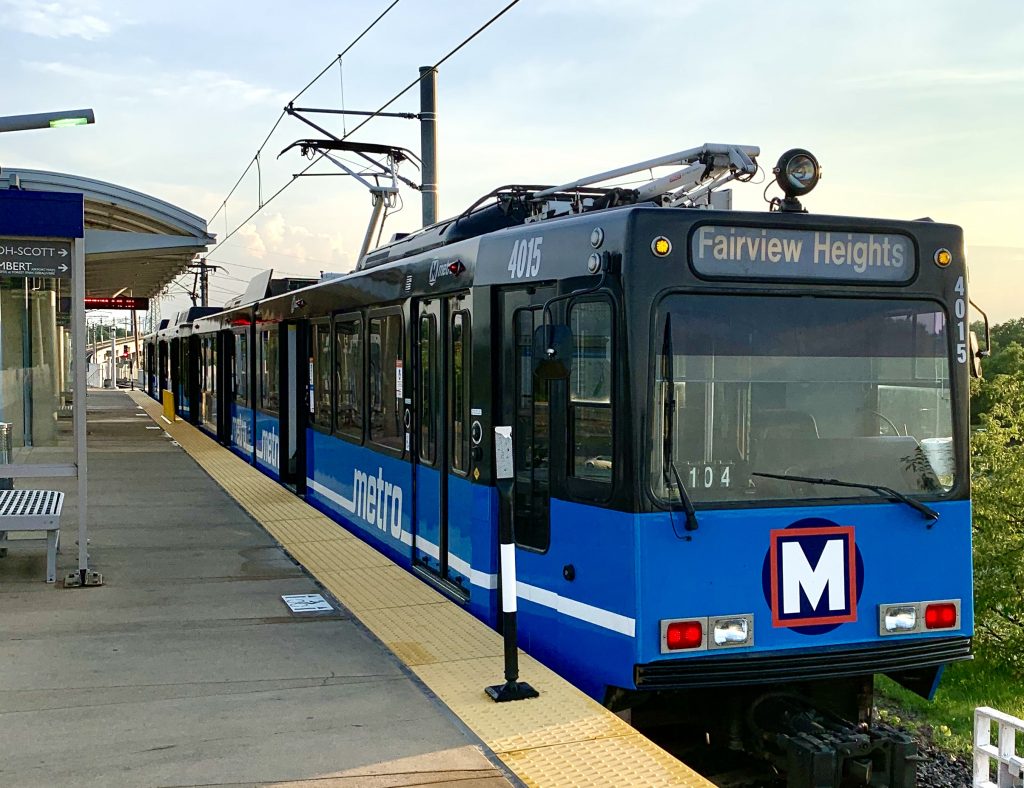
971;387;1024;674
970;327;1024;676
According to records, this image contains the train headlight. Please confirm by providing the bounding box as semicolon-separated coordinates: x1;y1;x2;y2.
774;148;820;198
882;605;917;633
710;615;753;648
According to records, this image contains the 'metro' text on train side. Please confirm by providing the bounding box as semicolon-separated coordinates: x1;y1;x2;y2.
695;226;906;272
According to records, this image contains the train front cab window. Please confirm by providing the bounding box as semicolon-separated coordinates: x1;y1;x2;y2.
651;294;957;505
334;315;363;442
368;311;403;452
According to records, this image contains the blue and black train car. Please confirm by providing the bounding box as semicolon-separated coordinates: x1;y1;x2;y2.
171;147;977;782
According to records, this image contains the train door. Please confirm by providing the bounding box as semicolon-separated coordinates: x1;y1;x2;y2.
412;294;473;595
279;321;306;491
496;285;563;561
158;340;168;395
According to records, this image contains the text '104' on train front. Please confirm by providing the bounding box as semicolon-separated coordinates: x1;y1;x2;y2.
146;145;981;786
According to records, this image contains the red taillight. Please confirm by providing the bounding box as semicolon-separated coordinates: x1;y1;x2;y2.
447;260;465;276
924;603;958;629
665;620;703;650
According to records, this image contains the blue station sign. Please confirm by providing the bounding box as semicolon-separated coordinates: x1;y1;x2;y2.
690;225;915;283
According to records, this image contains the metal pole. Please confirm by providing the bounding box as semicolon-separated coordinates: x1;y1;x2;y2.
22;279;33;446
132;303;140;390
199;259;209;307
486;425;538;702
419;66;438;227
71;237;93;583
110;320;116;388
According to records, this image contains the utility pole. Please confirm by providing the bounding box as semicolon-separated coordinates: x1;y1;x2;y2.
419;66;438;227
188;258;219;307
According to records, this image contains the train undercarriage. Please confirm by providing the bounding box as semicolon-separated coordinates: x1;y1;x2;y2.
615;677;922;787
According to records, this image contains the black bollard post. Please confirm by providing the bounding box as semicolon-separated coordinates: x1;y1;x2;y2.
486;425;538;703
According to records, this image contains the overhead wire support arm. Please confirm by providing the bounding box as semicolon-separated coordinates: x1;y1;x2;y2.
289;106;420;120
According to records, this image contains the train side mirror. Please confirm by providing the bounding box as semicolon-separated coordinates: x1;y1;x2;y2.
533;324;573;381
969;330;984;379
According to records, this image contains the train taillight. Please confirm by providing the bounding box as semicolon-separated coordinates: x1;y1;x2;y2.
924;602;959;630
664;620;704;651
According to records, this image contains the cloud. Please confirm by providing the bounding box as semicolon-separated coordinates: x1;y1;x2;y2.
228;213;351;278
22;59;289;109
0;0;117;40
843;67;1024;91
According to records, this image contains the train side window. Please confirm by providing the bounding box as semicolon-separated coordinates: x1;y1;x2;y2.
369;312;403;452
258;328;280;414
450;311;470;473
334;316;363;442
234;331;248;405
419;314;437;464
569;300;613;483
310;320;332;432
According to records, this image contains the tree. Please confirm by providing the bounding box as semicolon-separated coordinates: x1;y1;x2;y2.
970;373;1024;675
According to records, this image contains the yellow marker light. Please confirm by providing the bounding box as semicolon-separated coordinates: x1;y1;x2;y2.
652;236;672;257
934;248;953;267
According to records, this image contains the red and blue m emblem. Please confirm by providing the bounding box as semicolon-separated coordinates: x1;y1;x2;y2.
769;525;858;628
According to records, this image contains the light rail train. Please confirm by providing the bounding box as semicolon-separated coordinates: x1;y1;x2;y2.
146;145;978;786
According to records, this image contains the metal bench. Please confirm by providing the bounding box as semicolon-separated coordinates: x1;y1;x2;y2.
0;489;64;583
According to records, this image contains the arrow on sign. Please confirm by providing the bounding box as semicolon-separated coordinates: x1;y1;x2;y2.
58;264;68;273
58;249;68;257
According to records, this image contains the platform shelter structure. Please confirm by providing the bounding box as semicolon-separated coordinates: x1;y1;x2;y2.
0;169;214;582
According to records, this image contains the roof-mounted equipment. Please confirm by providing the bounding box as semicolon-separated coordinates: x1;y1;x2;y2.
526;143;760;223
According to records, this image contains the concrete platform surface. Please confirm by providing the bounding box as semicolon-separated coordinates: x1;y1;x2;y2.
0;390;512;788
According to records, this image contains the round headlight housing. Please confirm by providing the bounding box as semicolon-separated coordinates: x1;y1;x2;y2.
774;148;820;198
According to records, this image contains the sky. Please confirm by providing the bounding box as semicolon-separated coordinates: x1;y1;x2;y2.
2;0;1023;326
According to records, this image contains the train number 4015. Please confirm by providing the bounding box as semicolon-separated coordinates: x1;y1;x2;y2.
507;237;543;279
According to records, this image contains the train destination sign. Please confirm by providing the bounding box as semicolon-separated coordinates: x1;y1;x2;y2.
0;238;73;278
690;225;914;283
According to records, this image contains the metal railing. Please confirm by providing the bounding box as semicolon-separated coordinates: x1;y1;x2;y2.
975;706;1024;787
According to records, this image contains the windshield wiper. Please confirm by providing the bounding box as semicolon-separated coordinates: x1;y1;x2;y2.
661;315;698;531
751;471;940;525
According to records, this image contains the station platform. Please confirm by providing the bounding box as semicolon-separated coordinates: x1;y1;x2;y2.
1;389;713;787
0;390;511;788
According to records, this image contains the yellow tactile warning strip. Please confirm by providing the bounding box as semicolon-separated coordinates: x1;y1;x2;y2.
129;391;712;788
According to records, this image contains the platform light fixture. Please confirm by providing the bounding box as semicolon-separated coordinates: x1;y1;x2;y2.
0;108;96;134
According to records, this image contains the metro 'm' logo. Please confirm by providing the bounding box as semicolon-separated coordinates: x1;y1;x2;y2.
769;526;857;628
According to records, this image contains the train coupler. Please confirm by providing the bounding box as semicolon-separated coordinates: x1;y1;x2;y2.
749;692;919;787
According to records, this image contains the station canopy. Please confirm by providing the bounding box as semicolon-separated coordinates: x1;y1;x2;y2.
3;168;214;297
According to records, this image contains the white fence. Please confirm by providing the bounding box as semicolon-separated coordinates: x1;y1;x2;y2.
975;706;1024;787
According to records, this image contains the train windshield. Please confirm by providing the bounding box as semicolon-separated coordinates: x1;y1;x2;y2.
651;294;956;505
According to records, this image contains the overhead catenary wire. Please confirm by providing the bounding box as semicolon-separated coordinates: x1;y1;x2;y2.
204;0;521;258
208;0;403;227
